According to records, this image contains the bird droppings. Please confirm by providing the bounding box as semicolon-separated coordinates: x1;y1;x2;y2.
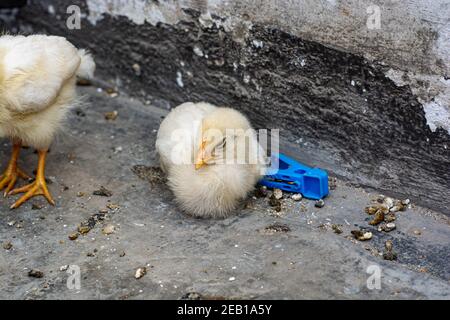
181;292;203;300
176;71;184;88
68;232;79;240
328;177;337;190
384;197;394;209
378;222;396;232
93;186;113;197
268;194;282;212
369;210;385;226
131;63;141;76
132;165;165;186
28;269;44;278
365;195;410;229
78;225;91;235
402;199;411;206
252;39;264;48
291;193;302;201
86;249;98;257
300;203;308;213
385;213;397;222
351;230;373;241
105;87;119;98
385;239;393;251
273;188;283;200
383;240;398;261
6;220;16;227
254;185;268;198
31;203;43;210
135;267;147;279
104;110;118;121
315;199;325;208
365;206;379;215
262;223;291;234
102;224;115;235
193;45;204;57
2;241;12;250
244;198;256;210
332;224;343;234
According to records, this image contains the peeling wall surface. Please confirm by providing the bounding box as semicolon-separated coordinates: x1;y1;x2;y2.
82;0;450;134
1;0;449;214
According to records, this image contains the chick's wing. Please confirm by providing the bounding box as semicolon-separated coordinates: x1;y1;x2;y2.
1;36;81;113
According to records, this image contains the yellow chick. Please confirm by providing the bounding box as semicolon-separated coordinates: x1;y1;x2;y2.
0;35;95;209
156;102;267;218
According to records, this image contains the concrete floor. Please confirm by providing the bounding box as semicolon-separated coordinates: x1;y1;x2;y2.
0;86;449;299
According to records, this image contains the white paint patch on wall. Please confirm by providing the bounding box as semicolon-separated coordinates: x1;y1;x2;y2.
386;69;450;134
423;98;450;133
86;0;185;26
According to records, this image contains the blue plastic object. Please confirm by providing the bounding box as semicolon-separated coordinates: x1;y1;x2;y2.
259;153;329;200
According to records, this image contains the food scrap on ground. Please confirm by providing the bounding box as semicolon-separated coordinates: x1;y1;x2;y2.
102;224;115;235
28;269;44;278
383;240;398;261
104;110;118;121
93;186;113;197
351;230;373;241
135;267;147;279
2;241;13;250
262;223;291;234
132;165;165;186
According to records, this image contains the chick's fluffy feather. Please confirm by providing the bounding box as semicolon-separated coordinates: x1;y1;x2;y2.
156;102;266;218
0;35;95;149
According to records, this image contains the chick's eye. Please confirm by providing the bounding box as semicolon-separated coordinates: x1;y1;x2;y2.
212;138;226;157
217;137;226;150
220;137;226;149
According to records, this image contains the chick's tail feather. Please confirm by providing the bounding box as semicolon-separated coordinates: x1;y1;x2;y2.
76;49;95;79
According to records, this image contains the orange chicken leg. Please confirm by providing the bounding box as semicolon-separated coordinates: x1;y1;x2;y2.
0;142;31;196
9;149;55;209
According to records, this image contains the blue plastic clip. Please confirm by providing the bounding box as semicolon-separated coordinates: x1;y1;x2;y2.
259;153;329;200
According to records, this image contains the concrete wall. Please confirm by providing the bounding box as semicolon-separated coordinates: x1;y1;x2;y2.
8;0;449;133
1;0;449;214
83;0;450;134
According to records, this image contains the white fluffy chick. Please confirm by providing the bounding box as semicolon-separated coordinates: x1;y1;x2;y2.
156;102;266;218
0;35;95;209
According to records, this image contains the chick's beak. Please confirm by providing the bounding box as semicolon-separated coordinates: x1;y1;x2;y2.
195;141;210;170
195;160;206;170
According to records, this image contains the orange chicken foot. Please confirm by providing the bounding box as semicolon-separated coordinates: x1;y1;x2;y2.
0;142;31;196
9;149;55;209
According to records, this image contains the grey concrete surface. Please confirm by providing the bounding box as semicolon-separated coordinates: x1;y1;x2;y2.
1;86;449;300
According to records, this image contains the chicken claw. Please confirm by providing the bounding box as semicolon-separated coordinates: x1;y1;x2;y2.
0;143;31;196
9;149;55;209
